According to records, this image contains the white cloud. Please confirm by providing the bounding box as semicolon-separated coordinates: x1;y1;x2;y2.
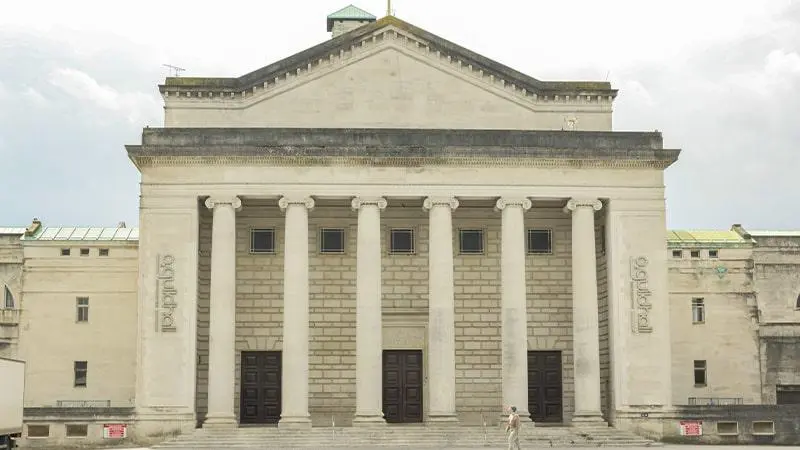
21;86;48;107
47;67;160;124
723;49;800;95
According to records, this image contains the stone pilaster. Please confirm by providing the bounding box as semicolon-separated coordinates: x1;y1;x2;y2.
564;198;605;426
351;196;388;426
497;196;532;422
423;196;459;424
278;195;315;429
203;196;241;428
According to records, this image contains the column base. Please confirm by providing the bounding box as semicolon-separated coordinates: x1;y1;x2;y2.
352;414;387;427
278;416;312;429
571;414;608;429
203;414;238;429
427;414;459;426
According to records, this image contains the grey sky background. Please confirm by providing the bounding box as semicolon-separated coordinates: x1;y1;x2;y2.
0;0;797;230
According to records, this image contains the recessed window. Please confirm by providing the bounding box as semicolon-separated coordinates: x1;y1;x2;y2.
27;424;50;438
716;422;739;435
99;248;109;257
79;248;90;256
672;250;682;258
390;228;415;254
459;229;484;254
61;248;71;256
320;228;345;254
693;360;707;386
76;297;89;322
4;285;13;309
527;229;552;254
795;293;800;310
250;229;276;254
74;361;88;387
708;249;719;258
690;250;700;258
752;421;775;435
777;385;800;405
66;424;88;438
692;298;705;324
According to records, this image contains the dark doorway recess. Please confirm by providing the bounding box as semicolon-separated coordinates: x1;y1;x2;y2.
528;350;563;423
383;350;423;423
240;351;281;424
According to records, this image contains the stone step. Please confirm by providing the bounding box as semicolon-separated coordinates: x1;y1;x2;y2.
151;426;660;449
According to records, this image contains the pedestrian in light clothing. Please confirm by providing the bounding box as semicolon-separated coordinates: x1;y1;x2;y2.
505;405;521;450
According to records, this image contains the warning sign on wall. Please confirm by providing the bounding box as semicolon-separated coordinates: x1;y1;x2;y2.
103;424;127;439
679;420;703;436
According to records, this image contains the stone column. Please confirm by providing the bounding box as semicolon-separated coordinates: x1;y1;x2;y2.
278;195;315;429
497;197;532;422
564;198;605;425
352;196;388;426
203;196;241;428
424;196;459;424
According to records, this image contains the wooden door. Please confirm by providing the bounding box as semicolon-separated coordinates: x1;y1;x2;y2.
528;351;563;423
240;351;281;424
382;350;423;423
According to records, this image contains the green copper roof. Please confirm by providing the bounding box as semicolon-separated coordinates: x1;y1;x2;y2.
667;230;754;248
327;4;376;20
327;5;377;31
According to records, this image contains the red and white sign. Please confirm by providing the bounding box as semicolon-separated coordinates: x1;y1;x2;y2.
679;420;703;436
103;424;127;439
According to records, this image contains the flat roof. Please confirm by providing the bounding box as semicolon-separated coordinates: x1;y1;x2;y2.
667;230;755;248
21;226;139;242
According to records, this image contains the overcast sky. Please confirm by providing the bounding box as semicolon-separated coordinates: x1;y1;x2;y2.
0;0;797;230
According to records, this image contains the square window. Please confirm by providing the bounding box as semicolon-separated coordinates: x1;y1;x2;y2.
74;361;88;387
79;248;89;256
390;229;415;254
61;248;71;256
250;229;276;254
692;298;705;324
459;229;484;254
27;425;50;438
690;250;700;258
693;360;707;386
76;297;89;322
672;250;683;258
709;249;719;258
99;248;109;256
527;229;552;254
320;228;345;254
66;424;88;438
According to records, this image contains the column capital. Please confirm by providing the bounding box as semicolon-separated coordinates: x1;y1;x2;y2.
564;198;603;213
351;196;387;210
495;197;531;211
204;196;242;211
423;196;459;211
279;196;315;211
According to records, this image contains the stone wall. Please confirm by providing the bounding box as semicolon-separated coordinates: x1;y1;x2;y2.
196;199;615;425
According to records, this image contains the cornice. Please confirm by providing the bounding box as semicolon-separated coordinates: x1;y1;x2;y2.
159;19;616;109
129;154;677;170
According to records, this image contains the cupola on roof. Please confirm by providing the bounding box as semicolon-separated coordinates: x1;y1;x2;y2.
327;4;377;31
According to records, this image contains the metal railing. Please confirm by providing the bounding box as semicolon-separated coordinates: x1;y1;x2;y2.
56;400;112;408
687;397;743;406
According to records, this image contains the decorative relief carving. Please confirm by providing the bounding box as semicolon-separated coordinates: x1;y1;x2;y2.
204;196;242;210
155;254;177;333
278;196;315;211
422;196;459;211
495;197;532;211
629;256;653;334
351;196;388;210
564;198;603;213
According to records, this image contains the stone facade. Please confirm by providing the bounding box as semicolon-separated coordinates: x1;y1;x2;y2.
4;7;800;449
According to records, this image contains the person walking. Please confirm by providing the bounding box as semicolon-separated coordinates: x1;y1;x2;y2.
505;405;521;450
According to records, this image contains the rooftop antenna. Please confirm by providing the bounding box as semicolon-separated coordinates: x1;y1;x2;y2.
163;64;186;77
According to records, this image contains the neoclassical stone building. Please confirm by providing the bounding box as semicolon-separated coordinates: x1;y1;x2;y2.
2;6;800;448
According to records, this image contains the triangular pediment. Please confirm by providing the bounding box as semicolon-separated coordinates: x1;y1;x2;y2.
161;16;617;129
